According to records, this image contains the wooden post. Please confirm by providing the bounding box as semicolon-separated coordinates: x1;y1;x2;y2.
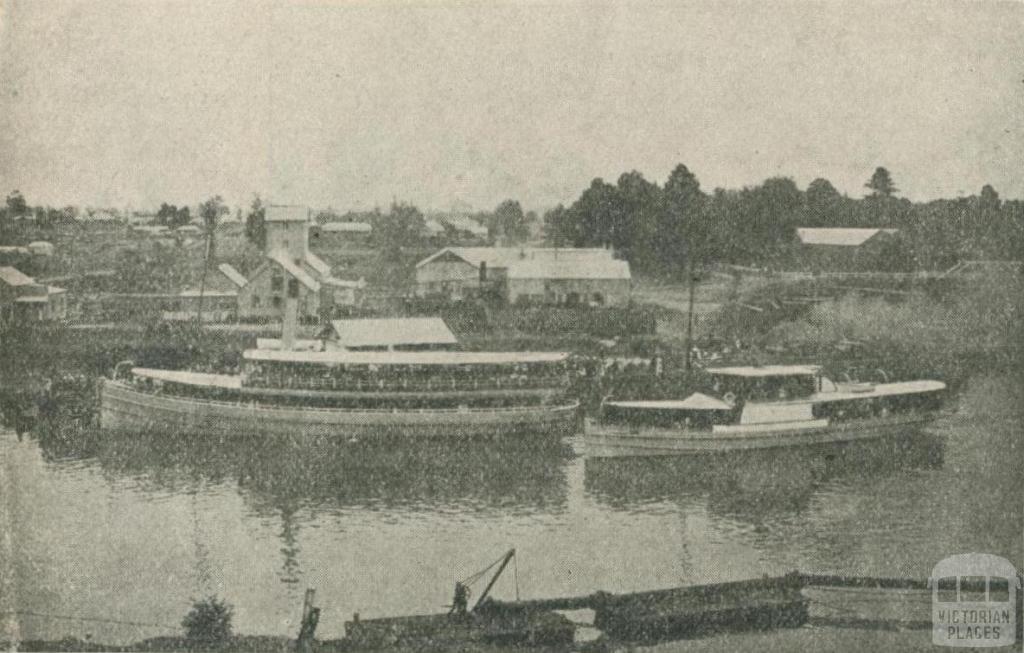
297;588;318;653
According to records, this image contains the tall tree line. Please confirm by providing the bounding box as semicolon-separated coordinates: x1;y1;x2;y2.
543;166;1024;274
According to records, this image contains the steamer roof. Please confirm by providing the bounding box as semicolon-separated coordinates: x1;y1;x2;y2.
707;365;821;377
243;349;568;366
325;317;458;349
606;393;733;411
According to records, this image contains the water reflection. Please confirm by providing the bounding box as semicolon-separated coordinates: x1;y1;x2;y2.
584;433;946;524
33;428;574;517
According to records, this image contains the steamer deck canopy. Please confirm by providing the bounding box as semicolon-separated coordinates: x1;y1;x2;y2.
707;365;822;401
243;349;569;366
241;349;574;392
602;393;734;428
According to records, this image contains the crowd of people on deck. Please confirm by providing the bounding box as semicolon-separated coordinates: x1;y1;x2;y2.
242;360;576;393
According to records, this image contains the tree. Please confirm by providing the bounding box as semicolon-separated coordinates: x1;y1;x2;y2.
805;178;842;226
245;195;266;251
195;195;229;324
157;203;177;226
542;204;574;246
491;199;529;244
662;164;705;277
865;167;898;197
979;184;1000;212
373;202;426;286
5;190;28;218
182;596;233;645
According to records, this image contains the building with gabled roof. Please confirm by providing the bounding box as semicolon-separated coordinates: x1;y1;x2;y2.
796;228;898;247
0;266;67;325
795;227;902;271
414;246;627;304
235;204;365;321
217;263;247;289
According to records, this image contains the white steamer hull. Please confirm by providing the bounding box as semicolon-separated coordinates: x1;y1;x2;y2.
585;413;939;458
100;380;579;440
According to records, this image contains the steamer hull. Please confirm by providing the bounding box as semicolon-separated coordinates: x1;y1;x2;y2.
100;380;579;440
585;413;939;458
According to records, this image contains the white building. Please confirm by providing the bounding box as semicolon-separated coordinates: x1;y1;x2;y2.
414;246;628;304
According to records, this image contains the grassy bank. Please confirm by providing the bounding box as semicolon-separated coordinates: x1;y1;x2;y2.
756;274;1022;385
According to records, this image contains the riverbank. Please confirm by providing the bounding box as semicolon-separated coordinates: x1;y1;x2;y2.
0;624;964;652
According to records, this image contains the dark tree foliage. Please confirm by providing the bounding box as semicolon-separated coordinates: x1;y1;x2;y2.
245;195;266;251
865;166;898;197
372;202;427;287
545;165;1024;274
373;201;426;253
156;203;192;228
182;596;234;644
5;190;28;217
490;199;529;244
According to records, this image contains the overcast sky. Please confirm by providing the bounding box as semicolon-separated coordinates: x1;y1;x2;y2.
1;1;1022;212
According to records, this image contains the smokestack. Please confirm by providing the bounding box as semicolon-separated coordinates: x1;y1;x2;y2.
282;278;300;350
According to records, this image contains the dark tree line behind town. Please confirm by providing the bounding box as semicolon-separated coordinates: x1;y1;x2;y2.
543;166;1024;275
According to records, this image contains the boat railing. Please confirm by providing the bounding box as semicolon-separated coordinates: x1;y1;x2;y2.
109;380;578;415
243;375;571;393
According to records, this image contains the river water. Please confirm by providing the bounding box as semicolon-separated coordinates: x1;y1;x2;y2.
1;374;1021;645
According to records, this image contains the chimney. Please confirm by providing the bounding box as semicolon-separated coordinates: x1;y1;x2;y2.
282;278;300;350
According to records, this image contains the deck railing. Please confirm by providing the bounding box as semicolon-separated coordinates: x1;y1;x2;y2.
109;381;578;415
243;375;571;393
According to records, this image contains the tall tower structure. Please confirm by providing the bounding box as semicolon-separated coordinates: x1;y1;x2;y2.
264;205;310;263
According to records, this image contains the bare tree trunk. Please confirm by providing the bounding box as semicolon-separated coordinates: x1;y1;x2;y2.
196;230;213;325
686;254;696;370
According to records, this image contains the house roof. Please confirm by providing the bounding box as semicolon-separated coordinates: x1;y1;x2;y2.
326;317;458;349
416;247;615;269
179;289;237;298
607;393;733;411
321;221;371;233
322;276;364;289
796;228;898;247
265;205;309;223
255;338;322;351
268;253;320;292
304;251;331;277
424;219;444;234
217;263;248;288
507;258;631;280
0;266;35;286
243;348;569;366
438;215;488;236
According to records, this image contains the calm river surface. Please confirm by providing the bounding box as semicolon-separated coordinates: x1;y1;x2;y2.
2;374;1021;644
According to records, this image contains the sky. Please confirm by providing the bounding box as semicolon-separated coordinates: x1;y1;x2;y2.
1;1;1022;213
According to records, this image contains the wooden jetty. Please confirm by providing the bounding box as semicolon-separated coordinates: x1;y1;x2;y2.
342;559;1024;649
